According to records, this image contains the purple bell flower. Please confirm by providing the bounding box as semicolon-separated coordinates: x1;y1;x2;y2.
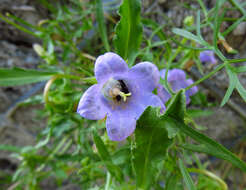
157;69;198;104
199;50;217;64
77;52;165;141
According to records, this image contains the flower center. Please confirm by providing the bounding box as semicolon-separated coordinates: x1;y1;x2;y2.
101;78;131;102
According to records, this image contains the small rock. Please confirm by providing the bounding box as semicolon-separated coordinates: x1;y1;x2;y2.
233;22;246;36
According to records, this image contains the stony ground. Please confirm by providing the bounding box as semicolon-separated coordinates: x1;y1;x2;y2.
0;0;246;189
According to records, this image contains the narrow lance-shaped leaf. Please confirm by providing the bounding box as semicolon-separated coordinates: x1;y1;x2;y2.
162;90;246;173
236;78;246;102
179;159;197;190
114;0;142;66
172;28;206;46
220;66;237;106
0;67;57;86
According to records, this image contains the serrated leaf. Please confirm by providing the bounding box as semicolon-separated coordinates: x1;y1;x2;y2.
114;0;142;65
0;67;57;86
93;130;123;181
133;107;173;189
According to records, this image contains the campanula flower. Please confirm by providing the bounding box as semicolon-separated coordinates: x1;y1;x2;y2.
157;69;198;104
199;50;217;64
77;52;164;141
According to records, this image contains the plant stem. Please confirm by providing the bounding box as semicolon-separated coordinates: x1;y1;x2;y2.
43;74;97;106
105;172;112;190
188;168;228;190
185;63;225;90
0;13;39;38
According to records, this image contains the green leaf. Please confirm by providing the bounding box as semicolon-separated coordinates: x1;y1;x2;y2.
0;144;21;153
95;0;110;51
234;66;246;73
0;67;57;86
179;159;196;190
236;79;246;102
142;18;171;58
165;174;182;190
168;118;246;172
93;130;123;181
221;65;246;104
196;10;201;38
181;144;227;160
165;90;186;121
186;109;213;118
228;58;246;64
162;91;246;173
133;107;173;189
172;28;206;46
212;0;224;48
35;128;52;149
114;0;143;65
220;66;237;106
162;90;186;138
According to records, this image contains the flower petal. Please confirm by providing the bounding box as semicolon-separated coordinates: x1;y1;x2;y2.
106;113;136;141
132;92;166;117
170;80;187;92
199;50;217;64
128;62;160;91
104;90;165;141
101;79;165;120
157;84;171;103
185;79;198;96
167;69;186;81
77;84;107;120
140;93;166;113
186;96;191;104
171;79;198;104
94;52;128;83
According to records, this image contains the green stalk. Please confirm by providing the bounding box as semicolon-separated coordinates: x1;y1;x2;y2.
0;13;39;37
165;38;188;95
188;168;228;190
104;172;112;190
185;63;226;90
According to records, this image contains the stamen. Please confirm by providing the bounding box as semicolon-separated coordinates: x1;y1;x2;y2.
101;78;131;102
118;92;132;102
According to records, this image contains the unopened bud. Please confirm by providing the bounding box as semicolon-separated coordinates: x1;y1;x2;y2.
33;44;45;57
184;16;194;27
